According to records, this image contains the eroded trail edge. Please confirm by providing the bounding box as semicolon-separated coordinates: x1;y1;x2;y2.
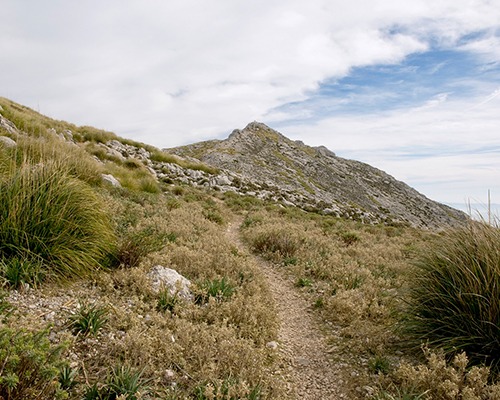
226;217;351;400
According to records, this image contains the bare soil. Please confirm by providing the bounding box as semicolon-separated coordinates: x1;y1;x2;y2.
226;216;354;399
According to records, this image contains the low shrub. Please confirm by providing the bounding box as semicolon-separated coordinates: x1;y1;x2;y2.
0;324;69;399
296;277;312;287
401;221;500;369
0;256;45;289
386;347;500;400
252;231;299;260
341;232;360;246
204;210;224;225
83;365;153;400
114;226;170;268
157;290;180;313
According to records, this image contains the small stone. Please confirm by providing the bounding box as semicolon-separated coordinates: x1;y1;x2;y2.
266;341;278;350
297;358;309;366
44;311;56;321
164;369;175;380
147;265;193;301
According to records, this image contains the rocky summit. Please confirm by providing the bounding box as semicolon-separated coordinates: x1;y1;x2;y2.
167;122;466;229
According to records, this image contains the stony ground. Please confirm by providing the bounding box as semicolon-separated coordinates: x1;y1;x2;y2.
226;216;355;399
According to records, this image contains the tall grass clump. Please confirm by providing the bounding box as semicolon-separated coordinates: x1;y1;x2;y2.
0;161;115;281
402;220;500;369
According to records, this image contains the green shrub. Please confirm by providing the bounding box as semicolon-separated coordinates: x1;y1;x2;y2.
296;277;312;287
123;158;143;170
0;161;116;281
241;216;263;229
369;355;391;374
114;226;170;268
0;256;44;289
58;365;79;390
341;232;360;246
402;221;500;369
283;257;297;266
204;210;224;225
194;377;261;400
157;290;180;313
0;326;69;399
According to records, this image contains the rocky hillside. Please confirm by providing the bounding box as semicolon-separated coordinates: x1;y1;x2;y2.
0;96;465;229
167;122;466;229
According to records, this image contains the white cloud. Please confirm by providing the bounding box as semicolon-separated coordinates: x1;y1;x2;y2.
0;0;499;204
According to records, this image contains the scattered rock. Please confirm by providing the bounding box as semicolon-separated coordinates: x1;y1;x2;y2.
0;135;17;149
0;115;19;135
102;174;122;188
147;265;193;301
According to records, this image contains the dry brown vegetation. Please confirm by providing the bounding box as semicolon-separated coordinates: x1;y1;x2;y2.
2;97;500;399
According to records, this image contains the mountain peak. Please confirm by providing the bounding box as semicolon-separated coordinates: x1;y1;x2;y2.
167;123;466;229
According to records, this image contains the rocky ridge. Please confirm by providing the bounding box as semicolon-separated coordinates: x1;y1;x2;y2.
0;110;466;229
166;122;466;229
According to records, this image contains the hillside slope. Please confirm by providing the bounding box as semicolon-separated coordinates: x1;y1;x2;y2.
167;122;466;229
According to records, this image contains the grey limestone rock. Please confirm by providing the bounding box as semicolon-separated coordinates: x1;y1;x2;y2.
167;122;467;230
0;135;17;149
147;265;193;301
102;174;122;188
0;115;19;135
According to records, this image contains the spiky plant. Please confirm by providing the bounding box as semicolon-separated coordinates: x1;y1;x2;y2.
0;160;115;281
402;219;500;369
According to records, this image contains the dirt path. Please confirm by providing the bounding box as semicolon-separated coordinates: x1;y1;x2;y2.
226;217;352;399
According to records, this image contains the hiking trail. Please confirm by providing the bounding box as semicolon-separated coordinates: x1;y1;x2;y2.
226;216;352;399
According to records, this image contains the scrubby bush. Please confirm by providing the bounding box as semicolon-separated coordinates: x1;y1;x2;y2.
0;161;116;281
196;277;237;304
341;232;360;246
402;220;500;369
385;347;500;400
252;231;299;259
0;294;69;400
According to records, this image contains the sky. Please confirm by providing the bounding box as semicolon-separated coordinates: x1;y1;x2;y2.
1;0;499;212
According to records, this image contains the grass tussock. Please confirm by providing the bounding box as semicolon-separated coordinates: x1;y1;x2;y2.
401;220;500;369
0;160;115;282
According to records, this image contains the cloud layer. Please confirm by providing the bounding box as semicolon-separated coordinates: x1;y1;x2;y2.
1;0;499;204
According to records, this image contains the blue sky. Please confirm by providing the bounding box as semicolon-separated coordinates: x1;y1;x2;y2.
272;49;487;120
1;0;499;209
